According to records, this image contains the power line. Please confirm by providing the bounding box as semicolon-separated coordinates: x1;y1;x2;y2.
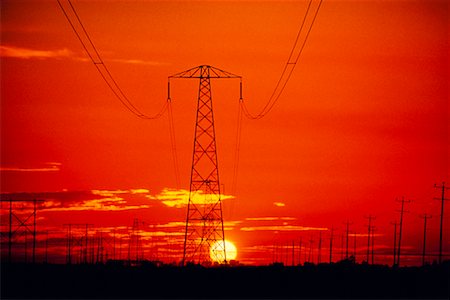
167;94;181;189
242;0;323;120
228;98;244;219
57;0;168;120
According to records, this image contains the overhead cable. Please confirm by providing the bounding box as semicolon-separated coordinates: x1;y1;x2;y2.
242;0;323;120
57;0;168;119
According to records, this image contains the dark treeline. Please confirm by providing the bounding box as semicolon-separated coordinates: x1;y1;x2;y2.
2;260;449;299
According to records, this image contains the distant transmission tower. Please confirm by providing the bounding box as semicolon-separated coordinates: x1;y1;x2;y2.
169;65;242;265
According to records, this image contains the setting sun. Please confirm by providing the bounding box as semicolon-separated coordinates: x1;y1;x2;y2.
210;240;237;263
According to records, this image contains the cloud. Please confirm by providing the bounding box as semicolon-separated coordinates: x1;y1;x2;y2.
149;222;186;228
240;225;328;232
0;45;73;59
148;188;235;208
111;58;168;66
130;189;150;194
349;233;385;238
0;162;61;172
144;231;185;237
1;189;150;212
91;189;129;197
273;202;285;207
1;44;167;66
240;245;275;252
245;217;296;221
149;220;241;230
42;198;150;212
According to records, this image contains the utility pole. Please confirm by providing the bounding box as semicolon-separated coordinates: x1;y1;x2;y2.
64;223;92;265
272;243;276;263
285;242;289;266
298;237;302;266
170;65;242;265
419;214;432;266
308;237;314;263
390;221;398;267
364;215;375;263
9;199;12;263
274;243;278;263
318;231;322;264
84;224;89;264
371;228;374;265
434;182;449;264
396;197;411;266
45;231;49;264
24;232;28;263
33;199;37;264
344;220;352;259
353;232;357;261
292;240;295;266
67;224;72;264
113;229;116;260
119;237;122;261
329;227;334;264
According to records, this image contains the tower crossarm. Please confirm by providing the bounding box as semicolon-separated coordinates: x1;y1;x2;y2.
169;65;242;79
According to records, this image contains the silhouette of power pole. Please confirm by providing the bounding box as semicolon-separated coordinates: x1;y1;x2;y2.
298;237;302;265
169;65;241;265
285;242;289;266
112;229;116;260
344;220;352;259
390;221;398;267
434;182;449;264
45;231;49;264
292;240;295;266
396;197;411;266
353;232;357;261
128;218;145;265
329;227;334;264
371;226;376;265
308;236;314;263
419;214;432;266
318;231;322;264
364;215;375;263
1;199;44;263
272;243;275;264
64;223;93;264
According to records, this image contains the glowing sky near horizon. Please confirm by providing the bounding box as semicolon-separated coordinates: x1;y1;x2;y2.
1;0;448;265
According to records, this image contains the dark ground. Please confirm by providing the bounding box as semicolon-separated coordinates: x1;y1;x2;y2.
2;261;449;299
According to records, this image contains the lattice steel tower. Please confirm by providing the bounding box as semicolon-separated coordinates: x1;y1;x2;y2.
169;65;241;265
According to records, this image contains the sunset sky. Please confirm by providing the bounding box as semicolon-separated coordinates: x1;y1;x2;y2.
1;0;448;266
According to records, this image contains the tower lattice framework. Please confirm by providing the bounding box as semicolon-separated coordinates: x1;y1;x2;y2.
169;65;241;265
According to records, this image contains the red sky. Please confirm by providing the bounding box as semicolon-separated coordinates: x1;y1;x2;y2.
1;0;449;266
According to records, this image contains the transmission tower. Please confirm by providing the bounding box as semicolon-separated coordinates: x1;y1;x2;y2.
169;65;242;265
1;199;44;263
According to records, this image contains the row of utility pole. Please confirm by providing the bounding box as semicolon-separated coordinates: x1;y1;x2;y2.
64;219;146;264
272;181;448;267
1;182;448;265
0;201;153;264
